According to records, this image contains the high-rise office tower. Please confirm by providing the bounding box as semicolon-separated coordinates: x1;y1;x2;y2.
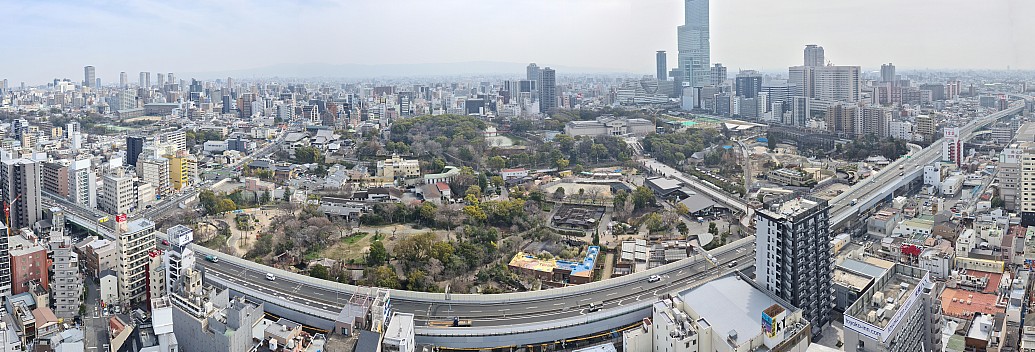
538;67;557;113
157;73;166;88
789;96;811;126
763;81;793;115
139;72;150;88
167;73;176;87
880;63;896;83
788;66;814;98
126;136;145;166
804;44;824;67
677;0;710;88
84;66;96;87
656;51;667;81
709;63;727;86
223;95;236;114
526;63;540;82
755;196;832;332
189;79;203;102
120;72;128;88
813;65;861;102
735;71;763;98
1;158;42;231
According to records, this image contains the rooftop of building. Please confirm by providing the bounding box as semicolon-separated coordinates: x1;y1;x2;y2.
265;317;302;342
846;264;930;330
508;246;599;277
678;274;804;347
968;313;995;341
833;268;873;291
645;176;682;191
839;258;889;280
9;233;44;256
758;195;827;221
32;307;59;328
123;218;155;234
383;313;414;341
941;288;1002;319
870;208;900;222
963;269;1003;294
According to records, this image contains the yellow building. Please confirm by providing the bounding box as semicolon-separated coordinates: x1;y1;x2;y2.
376;155;421;180
165;153;191;191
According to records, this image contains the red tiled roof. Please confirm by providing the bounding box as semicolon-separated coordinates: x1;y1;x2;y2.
964;269;1003;294
940;288;1001;319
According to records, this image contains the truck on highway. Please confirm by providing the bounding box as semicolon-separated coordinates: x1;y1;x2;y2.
428;317;472;327
850;198;858;206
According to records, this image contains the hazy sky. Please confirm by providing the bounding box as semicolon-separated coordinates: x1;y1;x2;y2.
1;0;1032;84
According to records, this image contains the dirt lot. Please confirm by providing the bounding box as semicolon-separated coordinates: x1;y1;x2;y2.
196;207;290;256
542;182;613;199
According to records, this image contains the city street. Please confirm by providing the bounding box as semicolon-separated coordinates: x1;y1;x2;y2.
83;276;110;350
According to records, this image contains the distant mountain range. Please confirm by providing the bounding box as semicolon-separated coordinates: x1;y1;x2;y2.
182;61;637;80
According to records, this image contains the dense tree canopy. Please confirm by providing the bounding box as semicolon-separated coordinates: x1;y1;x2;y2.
642;129;724;165
389;114;488;166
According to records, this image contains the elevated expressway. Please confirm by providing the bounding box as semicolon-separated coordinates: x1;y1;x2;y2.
828;102;1026;231
50;189;753;347
190;236;756;348
42;99;1024;348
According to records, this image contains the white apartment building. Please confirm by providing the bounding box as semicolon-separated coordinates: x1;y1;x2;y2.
100;173;137;215
887;121;914;141
116;219;158;307
68;158;97;208
137;156;171;196
1020;144;1035;226
164;225;196;294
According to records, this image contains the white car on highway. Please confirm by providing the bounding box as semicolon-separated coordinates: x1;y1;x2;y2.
266;273;276;281
647;275;662;283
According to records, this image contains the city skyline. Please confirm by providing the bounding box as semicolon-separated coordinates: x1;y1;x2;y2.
1;0;1033;84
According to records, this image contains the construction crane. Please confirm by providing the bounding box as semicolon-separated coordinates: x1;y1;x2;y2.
4;194;22;237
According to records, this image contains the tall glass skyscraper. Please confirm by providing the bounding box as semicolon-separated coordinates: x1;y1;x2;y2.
677;0;710;88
